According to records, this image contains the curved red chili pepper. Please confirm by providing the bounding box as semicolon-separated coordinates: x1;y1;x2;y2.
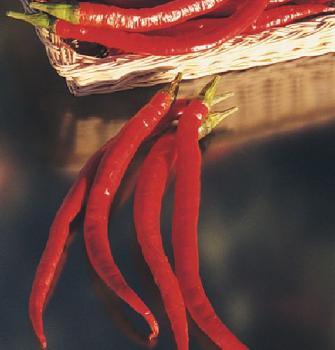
207;0;291;18
83;75;181;341
172;77;248;350
28;139;113;350
30;0;231;32
134;132;188;350
26;92;187;350
11;1;334;56
213;0;330;16
51;0;268;55
152;3;335;35
116;98;190;208
244;3;335;34
133;100;237;350
7;1;266;56
160;3;335;37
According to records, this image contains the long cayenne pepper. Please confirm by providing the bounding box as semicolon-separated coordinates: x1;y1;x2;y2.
11;1;335;43
150;3;335;37
212;0;329;17
133;93;236;350
172;77;248;350
9;0;269;56
208;0;272;18
134;132;187;350
28;137;115;350
29;0;231;32
112;97;194;209
11;1;335;55
27;83;187;349
245;3;335;34
83;74;181;341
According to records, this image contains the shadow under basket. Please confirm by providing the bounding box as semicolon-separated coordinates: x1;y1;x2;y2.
34;12;335;96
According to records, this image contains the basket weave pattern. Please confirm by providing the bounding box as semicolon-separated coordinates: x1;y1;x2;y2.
27;0;335;95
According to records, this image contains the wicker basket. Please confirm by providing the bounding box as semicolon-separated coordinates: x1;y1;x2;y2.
21;0;335;95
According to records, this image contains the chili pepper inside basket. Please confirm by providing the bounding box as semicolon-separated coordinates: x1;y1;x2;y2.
8;0;335;94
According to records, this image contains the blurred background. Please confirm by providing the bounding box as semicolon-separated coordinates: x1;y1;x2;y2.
1;1;335;349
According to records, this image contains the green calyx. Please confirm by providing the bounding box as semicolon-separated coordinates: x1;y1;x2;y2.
199;106;238;139
30;2;80;24
6;11;54;30
199;75;221;109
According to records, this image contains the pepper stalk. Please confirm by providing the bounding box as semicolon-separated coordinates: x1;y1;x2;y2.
6;11;55;30
30;2;80;24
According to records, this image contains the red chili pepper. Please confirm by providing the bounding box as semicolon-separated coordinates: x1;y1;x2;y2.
172;77;248;350
26;82;187;349
115;98;191;208
28;138;114;350
245;3;335;34
152;3;335;35
83;74;181;341
208;0;292;18
161;95;233;126
134;132;187;350
11;0;334;56
134;97;237;350
12;0;269;55
30;0;231;32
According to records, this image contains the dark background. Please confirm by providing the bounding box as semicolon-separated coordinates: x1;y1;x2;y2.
1;1;335;349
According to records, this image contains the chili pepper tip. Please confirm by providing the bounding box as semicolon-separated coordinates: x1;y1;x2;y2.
148;321;159;341
199;75;221;109
165;73;183;99
6;11;54;30
198;106;238;139
29;2;79;24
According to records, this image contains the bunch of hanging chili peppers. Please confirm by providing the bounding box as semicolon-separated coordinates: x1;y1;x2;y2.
24;73;252;350
7;0;335;56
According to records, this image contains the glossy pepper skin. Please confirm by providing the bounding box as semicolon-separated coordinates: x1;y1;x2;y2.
207;0;291;18
83;75;181;341
152;3;335;35
111;98;191;208
245;3;335;34
133;99;237;350
51;0;269;55
30;0;230;32
171;77;248;350
134;132;188;350
28;138;114;350
215;0;331;14
10;1;334;56
26;93;187;350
